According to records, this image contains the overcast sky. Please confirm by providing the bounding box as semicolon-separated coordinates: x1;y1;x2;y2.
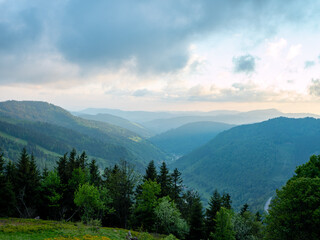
1;0;320;113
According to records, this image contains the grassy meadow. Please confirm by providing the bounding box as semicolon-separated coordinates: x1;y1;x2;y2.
0;218;173;240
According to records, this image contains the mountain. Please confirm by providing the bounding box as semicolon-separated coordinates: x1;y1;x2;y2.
143;109;319;133
0;101;168;170
172;117;320;211
78;113;154;138
74;108;177;123
149;121;234;156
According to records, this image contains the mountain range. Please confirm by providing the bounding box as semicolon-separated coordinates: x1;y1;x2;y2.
0;101;168;170
172;117;320;211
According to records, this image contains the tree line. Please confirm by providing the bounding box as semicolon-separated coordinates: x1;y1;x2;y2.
0;147;319;239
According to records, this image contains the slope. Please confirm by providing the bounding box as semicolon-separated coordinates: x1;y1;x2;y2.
149;121;234;156
78;113;154;138
172;117;320;211
0;101;168;169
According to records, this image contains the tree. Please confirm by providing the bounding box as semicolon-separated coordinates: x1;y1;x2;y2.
205;189;222;238
144;160;158;182
154;196;189;239
158;161;172;198
188;193;205;240
74;183;109;223
15;148;40;218
221;193;232;209
40;170;62;219
211;207;235;240
171;168;183;203
89;159;101;186
0;150;16;217
240;203;249;216
233;211;264;240
103;160;136;228
265;155;320;240
265;178;320;240
134;180;161;231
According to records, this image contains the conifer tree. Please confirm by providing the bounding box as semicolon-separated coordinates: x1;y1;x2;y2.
89;159;101;186
240;203;249;216
157;161;172;198
144;160;157;182
205;189;222;238
211;207;235;240
171;168;183;203
221;193;232;209
0;150;16;217
57;153;68;185
188;193;205;240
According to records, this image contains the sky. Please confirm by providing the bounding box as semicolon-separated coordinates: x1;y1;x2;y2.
1;0;320;113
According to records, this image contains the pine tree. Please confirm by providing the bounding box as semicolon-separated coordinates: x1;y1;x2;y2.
57;153;68;185
240;203;249;216
144;160;157;182
0;149;4;174
89;159;101;186
211;207;235;240
157;161;172;198
103;160;137;228
205;189;222;238
221;193;232;209
15;148;40;218
171;168;183;203
188;193;205;240
76;151;87;170
0;150;16;217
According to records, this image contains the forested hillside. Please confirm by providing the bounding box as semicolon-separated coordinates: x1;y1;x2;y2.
0;101;168;170
78;113;154;138
150;121;234;156
173;117;320;211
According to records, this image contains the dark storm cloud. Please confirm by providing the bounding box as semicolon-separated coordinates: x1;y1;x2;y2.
1;0;320;76
232;55;256;74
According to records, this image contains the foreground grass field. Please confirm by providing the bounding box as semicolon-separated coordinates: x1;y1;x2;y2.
0;218;175;240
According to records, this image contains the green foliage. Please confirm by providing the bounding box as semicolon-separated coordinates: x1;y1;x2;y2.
188;193;205;240
154;196;189;239
0;100;169;172
211;207;235;240
173;117;320;211
40;170;62;218
265;177;320;240
74;183;105;223
103;161;136;228
233;211;264;240
157;162;172;198
134;180;161;231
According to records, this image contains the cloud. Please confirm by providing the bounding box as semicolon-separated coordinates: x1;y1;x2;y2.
267;38;287;57
309;79;320;96
304;61;315;69
286;44;302;60
132;89;153;97
1;0;320;80
232;55;256;74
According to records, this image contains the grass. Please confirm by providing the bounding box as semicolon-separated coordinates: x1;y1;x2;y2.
0;218;173;240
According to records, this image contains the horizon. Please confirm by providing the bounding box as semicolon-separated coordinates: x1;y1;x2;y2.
0;1;320;114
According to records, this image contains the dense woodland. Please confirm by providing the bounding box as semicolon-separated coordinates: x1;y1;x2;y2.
1;147;319;239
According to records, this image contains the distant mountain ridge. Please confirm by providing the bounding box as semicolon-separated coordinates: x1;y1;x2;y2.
78;113;154;138
0;101;168;170
172;117;320;211
75;107;319;134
